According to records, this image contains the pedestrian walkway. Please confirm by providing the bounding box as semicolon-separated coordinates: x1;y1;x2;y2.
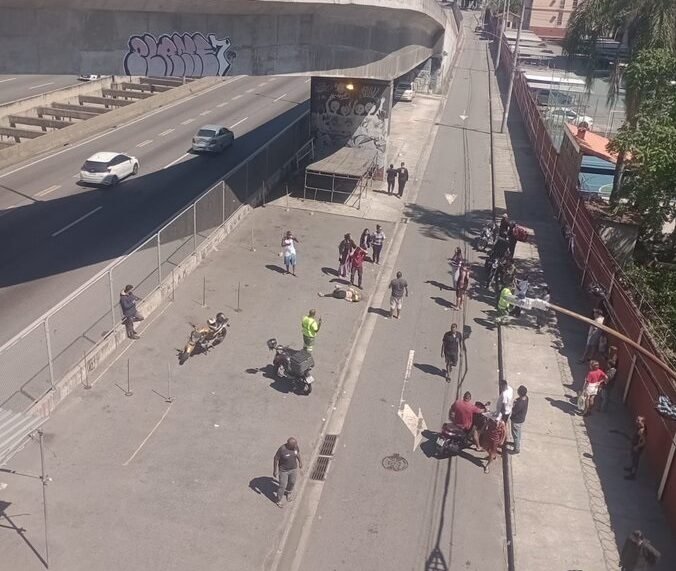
488;52;675;570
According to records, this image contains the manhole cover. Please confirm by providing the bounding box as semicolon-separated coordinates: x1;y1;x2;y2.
382;453;408;471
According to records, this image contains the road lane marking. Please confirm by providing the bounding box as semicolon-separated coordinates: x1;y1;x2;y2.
273;93;287;103
445;193;457;206
229;117;248;129
29;81;54;90
122;403;173;466
136;139;153;147
51;206;103;237
199;110;212;116
0;199;31;217
258;82;267;87
0;77;17;83
36;184;61;197
158;128;174;137
163;152;191;169
232;94;242;100
180;118;194;125
398;349;415;410
269;77;277;81
0;75;244;180
217;102;229;108
245;88;255;93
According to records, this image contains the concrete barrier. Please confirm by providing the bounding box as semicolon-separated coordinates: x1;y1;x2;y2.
0;76;227;171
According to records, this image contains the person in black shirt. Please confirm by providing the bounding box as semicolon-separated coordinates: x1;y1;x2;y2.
441;323;463;382
386;164;397;195
510;385;529;454
397;162;409;198
273;437;303;507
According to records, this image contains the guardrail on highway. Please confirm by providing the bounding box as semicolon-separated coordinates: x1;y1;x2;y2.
0;110;311;413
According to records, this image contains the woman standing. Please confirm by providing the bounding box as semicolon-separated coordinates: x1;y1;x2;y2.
359;228;371;251
455;264;469;310
481;414;506;474
580;360;608;416
338;233;356;278
450;247;464;288
599;346;618;412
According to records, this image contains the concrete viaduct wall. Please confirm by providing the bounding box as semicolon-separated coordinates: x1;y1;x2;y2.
0;0;450;81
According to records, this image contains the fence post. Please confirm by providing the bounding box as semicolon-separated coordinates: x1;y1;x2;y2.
193;203;198;251
43;319;55;390
580;230;594;286
221;181;226;224
658;437;676;501
607;270;616;300
108;270;116;331
622;328;644;404
157;233;162;283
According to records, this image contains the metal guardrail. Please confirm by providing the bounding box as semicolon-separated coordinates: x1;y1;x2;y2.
0;110;311;412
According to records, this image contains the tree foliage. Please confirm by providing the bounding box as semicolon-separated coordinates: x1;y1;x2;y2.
607;49;676;239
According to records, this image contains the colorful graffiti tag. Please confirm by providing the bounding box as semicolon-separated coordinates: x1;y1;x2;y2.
123;33;236;77
310;79;391;175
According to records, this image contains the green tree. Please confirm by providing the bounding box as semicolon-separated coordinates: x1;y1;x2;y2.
607;49;676;241
563;0;676;204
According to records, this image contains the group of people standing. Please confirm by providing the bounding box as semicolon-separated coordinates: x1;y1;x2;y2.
338;225;387;288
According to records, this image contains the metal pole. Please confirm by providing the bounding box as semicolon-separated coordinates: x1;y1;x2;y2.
156;233;162;284
125;359;133;396
193;204;198;251
658;437;676;500
222;182;226;224
166;363;175;403
623;329;644;402
580;230;594;286
108;270;117;331
495;0;509;71
43;320;55;390
38;430;50;568
235;281;242;313
500;0;527;133
202;276;207;308
83;351;91;389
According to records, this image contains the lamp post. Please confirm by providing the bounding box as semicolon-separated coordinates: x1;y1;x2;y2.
500;0;527;133
495;0;510;71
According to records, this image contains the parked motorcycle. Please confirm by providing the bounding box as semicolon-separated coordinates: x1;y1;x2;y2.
266;338;315;395
178;312;229;365
435;401;489;457
475;222;497;252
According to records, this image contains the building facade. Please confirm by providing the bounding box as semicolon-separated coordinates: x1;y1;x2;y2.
524;0;579;40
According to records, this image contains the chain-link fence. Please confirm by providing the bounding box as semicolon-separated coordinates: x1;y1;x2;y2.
0;111;310;412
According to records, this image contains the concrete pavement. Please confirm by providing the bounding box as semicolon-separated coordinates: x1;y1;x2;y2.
0;75;80;105
488;33;676;571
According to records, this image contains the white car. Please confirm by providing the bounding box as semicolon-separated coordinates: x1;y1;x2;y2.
394;82;416;102
80;152;139;186
546;108;594;129
78;74;103;81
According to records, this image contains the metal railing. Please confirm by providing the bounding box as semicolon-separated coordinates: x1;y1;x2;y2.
0;111;311;412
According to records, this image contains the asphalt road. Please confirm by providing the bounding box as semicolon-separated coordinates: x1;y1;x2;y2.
0;74;81;105
0;75;310;348
281;27;509;571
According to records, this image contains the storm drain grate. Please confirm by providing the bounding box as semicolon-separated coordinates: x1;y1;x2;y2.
319;434;338;456
310;455;332;481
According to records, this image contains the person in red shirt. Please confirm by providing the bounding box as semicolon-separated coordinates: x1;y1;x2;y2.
450;392;486;450
350;246;367;288
581;360;607;416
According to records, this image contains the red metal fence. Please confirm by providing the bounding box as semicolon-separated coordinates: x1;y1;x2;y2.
492;32;676;527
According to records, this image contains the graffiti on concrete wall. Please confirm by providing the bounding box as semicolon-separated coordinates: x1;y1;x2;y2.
310;79;391;174
123;33;236;77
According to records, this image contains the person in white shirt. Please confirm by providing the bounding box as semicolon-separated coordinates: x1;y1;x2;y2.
580;308;605;362
281;230;300;276
496;379;514;422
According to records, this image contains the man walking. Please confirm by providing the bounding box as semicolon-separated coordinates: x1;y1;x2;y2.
119;284;144;339
625;416;647;480
388;271;409;319
496;379;514;423
397;162;409;198
386;163;397;195
371;224;386;264
273;437;303;507
301;309;321;351
441;323;463;382
510;385;529;454
350;245;367;289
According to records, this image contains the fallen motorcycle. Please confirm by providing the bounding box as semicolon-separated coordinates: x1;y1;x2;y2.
435;401;489;457
475;222;497;252
266;338;315;395
178;312;229;365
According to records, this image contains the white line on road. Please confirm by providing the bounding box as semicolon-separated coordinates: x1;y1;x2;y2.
51;206;103;237
163;152;191;169
199;109;212;116
305;78;311;83
269;77;278;81
258;82;267;87
158;128;174;137
445;193;457;206
273;93;287;103
29;81;54;90
398;349;415;410
180;118;195;125
229;117;248;129
123;403;173;466
245;88;255;93
36;184;61;197
0;199;31;217
217;102;229;108
232;94;242;100
0;77;17;83
136;139;153;147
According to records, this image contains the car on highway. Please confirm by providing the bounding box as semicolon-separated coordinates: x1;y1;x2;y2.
393;81;416;102
78;74;103;81
545;107;594;130
191;125;235;153
79;152;139;186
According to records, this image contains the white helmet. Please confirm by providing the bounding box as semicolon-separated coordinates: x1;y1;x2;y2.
207;318;217;328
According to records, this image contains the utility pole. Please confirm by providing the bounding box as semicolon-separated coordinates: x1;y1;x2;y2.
495;0;510;71
500;0;527;133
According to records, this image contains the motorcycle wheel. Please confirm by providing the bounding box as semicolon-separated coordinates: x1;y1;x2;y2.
179;352;189;365
276;365;286;379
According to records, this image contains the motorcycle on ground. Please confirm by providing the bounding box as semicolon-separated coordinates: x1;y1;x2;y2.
475;222;497;252
178;312;229;365
266;338;315;395
435;401;489;457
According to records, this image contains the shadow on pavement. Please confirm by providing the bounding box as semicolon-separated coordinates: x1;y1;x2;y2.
0;500;47;569
545;396;578;416
249;476;279;504
430;296;455;309
414;363;446;377
265;264;287;275
367;306;390;318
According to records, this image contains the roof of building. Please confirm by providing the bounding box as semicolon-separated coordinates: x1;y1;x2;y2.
306;147;377;178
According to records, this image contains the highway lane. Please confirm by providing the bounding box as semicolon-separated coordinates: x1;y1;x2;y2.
0;74;81;105
0;75;310;346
